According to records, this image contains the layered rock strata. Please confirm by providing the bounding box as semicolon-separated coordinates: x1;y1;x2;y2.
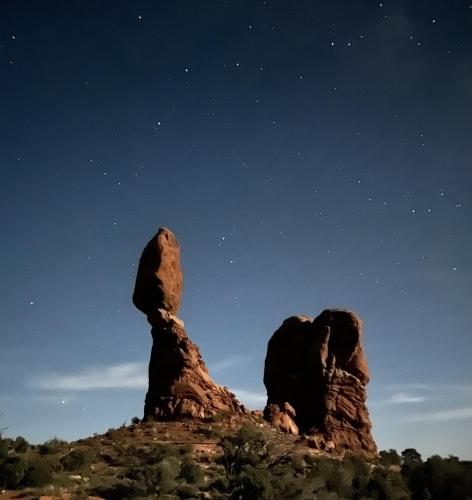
133;227;243;420
263;309;376;454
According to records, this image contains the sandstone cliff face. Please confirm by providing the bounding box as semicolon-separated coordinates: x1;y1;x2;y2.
263;309;376;454
133;227;243;420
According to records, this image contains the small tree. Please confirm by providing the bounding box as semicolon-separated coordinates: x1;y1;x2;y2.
218;425;272;480
402;448;423;468
379;449;402;467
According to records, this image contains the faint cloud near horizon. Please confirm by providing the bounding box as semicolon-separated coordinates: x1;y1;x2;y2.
380;382;472;393
32;362;147;391
31;361;266;411
209;354;252;374
389;392;425;404
402;406;472;423
231;388;266;408
371;382;472;407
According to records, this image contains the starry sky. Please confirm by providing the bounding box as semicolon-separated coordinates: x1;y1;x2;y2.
1;0;471;459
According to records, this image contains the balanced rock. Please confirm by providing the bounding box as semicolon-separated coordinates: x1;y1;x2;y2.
263;309;376;454
133;227;243;420
133;227;183;318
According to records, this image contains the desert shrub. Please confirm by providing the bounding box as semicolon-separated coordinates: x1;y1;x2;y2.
126;455;181;496
21;456;54;487
218;424;271;479
402;454;472;500
38;437;67;455
70;490;90;500
131;416;141;425
90;479;147;499
270;463;303;499
0;437;8;462
402;448;423;469
229;467;274;500
379;448;402;467
61;448;96;471
210;476;228;493
217;425;313;499
179;458;204;485
12;436;29;453
198;424;224;439
342;453;371;496
309;456;354;497
176;482;201;498
155;456;181;493
0;455;26;488
155;442;181;458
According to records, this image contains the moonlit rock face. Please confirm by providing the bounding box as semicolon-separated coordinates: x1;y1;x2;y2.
133;226;244;421
133;227;183;319
263;309;376;454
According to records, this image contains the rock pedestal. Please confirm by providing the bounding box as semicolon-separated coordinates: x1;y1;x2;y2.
133;227;243;420
263;309;377;454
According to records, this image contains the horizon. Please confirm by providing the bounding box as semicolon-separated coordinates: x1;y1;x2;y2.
0;0;471;460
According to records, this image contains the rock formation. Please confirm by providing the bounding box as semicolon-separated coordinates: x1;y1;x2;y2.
263;309;377;454
133;227;243;420
133;227;183;320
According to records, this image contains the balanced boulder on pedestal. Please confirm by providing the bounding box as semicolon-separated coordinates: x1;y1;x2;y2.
133;227;243;420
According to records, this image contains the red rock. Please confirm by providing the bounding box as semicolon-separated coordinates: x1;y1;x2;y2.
133;228;243;420
263;309;376;454
144;311;243;419
133;227;183;319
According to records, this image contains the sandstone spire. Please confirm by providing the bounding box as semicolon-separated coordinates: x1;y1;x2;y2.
133;227;243;420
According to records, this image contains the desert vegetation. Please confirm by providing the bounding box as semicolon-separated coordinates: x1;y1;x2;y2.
1;419;472;499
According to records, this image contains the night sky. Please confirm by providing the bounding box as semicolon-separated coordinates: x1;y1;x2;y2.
1;1;471;459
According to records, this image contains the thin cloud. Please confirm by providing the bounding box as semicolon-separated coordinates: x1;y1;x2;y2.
390;392;425;404
209;354;251;374
33;362;147;391
371;382;472;407
403;406;472;423
231;388;266;408
380;382;472;392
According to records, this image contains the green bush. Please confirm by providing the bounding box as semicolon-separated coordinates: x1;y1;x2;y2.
38;437;67;455
218;424;271;479
0;456;26;489
89;479;147;499
307;456;353;497
179;458;204;485
379;448;402;467
21;456;54;487
229;467;274;500
402;454;472;500
61;448;96;471
155;456;181;493
0;437;8;462
126;455;181;496
12;436;29;453
176;482;201;498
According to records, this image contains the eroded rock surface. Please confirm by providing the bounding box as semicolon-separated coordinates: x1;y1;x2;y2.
133;227;243;420
263;309;376;454
133;227;183;317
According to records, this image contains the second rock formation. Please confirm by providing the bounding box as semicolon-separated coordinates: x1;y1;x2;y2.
263;309;376;454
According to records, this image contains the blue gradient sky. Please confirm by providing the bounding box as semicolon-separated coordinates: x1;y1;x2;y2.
1;1;471;458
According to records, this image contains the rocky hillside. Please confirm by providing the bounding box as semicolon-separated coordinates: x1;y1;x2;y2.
2;413;471;499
